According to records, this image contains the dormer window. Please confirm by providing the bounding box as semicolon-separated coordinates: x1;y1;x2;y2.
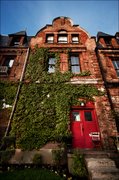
72;34;79;43
11;37;21;46
58;30;67;43
105;38;112;46
46;34;54;43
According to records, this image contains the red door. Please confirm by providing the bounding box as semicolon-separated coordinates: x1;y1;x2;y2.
71;104;100;148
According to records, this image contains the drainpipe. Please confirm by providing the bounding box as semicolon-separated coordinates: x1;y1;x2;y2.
5;47;30;136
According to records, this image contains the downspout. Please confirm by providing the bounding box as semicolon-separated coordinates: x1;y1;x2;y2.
5;47;30;136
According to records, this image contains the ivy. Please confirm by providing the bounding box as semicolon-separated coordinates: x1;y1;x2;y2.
10;47;104;150
0;81;18;110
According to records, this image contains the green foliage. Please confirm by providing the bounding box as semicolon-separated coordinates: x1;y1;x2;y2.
0;168;64;180
10;47;104;150
0;150;15;164
72;150;87;177
0;81;18;110
32;153;42;165
52;148;66;165
1;136;16;150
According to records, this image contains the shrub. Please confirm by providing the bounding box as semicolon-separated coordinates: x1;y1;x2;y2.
52;148;66;166
72;150;87;177
0;150;15;164
32;153;42;165
1;136;16;150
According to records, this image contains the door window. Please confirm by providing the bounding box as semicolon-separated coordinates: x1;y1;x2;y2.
84;111;92;121
72;111;80;121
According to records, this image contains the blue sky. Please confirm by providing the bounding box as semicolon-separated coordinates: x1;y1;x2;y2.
0;0;119;37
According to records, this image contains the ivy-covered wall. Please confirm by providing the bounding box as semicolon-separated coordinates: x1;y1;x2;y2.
10;47;104;150
0;81;18;110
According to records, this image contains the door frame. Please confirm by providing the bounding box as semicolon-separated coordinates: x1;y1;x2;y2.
70;101;101;149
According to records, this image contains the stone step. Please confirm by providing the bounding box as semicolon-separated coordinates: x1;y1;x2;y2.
90;167;119;173
85;158;116;169
91;170;119;180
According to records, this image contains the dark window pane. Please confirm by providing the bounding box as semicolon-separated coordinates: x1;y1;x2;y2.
117;70;119;77
84;111;92;121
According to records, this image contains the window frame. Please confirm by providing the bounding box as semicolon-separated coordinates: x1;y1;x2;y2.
48;57;56;73
46;34;54;43
11;37;21;46
111;57;119;77
0;55;16;76
69;54;81;74
72;34;79;43
58;30;68;43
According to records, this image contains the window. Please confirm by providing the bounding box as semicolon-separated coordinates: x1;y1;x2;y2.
2;57;14;68
46;34;54;43
112;57;119;77
70;54;80;73
72;111;81;121
0;56;15;75
84;111;92;121
58;35;67;43
105;38;112;46
72;34;79;43
11;37;21;46
48;57;56;73
58;30;67;43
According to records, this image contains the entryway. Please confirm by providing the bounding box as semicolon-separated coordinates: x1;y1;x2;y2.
70;102;100;149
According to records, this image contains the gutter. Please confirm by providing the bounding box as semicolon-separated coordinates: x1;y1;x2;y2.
5;47;30;136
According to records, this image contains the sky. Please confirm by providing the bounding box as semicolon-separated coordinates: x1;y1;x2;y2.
0;0;119;37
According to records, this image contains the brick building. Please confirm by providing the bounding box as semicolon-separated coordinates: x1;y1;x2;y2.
96;32;119;132
0;31;31;140
0;17;118;150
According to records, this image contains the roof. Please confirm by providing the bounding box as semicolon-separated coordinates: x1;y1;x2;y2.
97;32;113;40
9;31;27;36
0;35;9;46
0;34;32;47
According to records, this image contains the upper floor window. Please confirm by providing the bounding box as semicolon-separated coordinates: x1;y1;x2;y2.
48;57;56;73
111;57;119;77
105;38;112;46
11;37;21;46
46;34;54;43
72;34;79;43
0;56;15;76
70;54;80;73
58;30;67;43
